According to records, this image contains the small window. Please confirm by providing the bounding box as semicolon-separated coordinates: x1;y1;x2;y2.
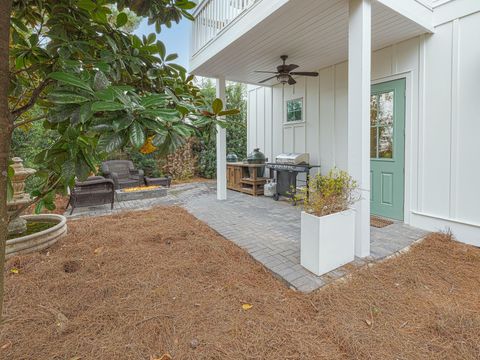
286;98;303;122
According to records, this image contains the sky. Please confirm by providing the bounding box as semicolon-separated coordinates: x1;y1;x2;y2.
134;18;191;71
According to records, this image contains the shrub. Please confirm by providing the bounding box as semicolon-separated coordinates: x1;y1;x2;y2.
299;169;360;217
161;138;198;180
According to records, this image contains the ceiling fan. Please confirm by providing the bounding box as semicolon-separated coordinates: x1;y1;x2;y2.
254;55;319;85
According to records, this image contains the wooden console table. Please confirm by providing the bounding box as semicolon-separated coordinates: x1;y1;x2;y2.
226;162;267;196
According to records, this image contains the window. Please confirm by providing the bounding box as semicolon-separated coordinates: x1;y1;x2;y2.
286;98;303;122
370;91;394;159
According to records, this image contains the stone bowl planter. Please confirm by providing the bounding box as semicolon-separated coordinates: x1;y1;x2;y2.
6;214;67;259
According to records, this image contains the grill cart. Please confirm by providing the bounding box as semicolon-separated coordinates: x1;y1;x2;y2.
266;153;320;204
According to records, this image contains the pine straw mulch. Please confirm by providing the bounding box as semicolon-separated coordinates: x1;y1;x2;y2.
1;207;479;360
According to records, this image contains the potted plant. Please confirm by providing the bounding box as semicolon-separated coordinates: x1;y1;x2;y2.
298;169;359;276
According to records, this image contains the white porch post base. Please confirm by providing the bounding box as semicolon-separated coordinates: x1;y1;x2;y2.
216;77;227;200
348;0;371;257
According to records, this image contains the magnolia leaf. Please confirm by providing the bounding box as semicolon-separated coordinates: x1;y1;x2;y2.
91;101;124;112
152;132;167;147
98;132;124;152
93;71;110;91
116;12;128;27
113;115;134;131
61;160;76;181
212;98;223;115
168;63;187;74
218;109;240;117
78;103;92;123
48;72;94;93
165;53;178;62
141;108;179;121
48;92;90;104
76;156;91;180
148;33;156;45
173;124;192;138
71;103;92;125
192;117;213;128
48;105;78;123
95;88;115;101
129;122;146;148
77;0;96;11
180;1;197;10
140;94;168;108
140;118;163;132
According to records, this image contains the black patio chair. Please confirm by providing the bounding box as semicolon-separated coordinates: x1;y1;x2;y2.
67;176;115;215
101;160;145;189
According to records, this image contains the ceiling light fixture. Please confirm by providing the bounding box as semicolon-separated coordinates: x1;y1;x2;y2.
277;73;289;84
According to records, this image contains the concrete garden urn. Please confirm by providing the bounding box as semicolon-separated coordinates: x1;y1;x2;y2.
7;157;36;235
300;209;355;276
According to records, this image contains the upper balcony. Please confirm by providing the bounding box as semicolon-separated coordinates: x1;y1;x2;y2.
191;0;258;55
190;0;434;84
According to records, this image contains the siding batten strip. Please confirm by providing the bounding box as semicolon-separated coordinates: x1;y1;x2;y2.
449;18;460;218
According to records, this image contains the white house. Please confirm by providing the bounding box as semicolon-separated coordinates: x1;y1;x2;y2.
189;0;480;255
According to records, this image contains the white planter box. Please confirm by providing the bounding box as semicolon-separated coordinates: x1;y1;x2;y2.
300;209;355;276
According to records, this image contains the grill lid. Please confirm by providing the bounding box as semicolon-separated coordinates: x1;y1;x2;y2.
275;153;309;165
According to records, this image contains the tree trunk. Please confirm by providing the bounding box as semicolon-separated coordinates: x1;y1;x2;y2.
0;0;13;320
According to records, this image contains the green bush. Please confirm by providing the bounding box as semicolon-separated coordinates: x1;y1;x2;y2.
298;169;360;217
11;120;59;192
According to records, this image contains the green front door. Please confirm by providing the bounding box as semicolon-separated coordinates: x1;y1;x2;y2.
370;79;405;221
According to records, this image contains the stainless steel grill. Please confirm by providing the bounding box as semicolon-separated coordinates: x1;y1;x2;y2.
266;153;319;203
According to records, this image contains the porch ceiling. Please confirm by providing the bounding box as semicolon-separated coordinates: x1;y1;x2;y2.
190;0;430;85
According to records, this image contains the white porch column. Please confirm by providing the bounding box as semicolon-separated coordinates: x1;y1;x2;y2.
348;0;371;257
216;76;227;200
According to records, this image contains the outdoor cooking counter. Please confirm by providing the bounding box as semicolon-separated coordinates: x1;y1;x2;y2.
226;162;267;196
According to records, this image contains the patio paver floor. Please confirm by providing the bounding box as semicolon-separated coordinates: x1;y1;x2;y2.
65;182;429;293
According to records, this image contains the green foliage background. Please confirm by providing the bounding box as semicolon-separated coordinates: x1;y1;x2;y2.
11;80;248;183
197;79;247;179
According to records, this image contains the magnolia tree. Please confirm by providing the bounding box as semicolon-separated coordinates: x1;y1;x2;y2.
0;0;236;318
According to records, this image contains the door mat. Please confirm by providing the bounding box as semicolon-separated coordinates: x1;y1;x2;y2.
371;216;394;228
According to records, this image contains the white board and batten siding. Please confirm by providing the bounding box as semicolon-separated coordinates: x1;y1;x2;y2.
247;3;480;246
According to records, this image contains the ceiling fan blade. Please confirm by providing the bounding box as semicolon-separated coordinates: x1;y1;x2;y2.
288;76;297;85
290;71;319;77
254;70;278;74
286;64;299;72
259;75;278;84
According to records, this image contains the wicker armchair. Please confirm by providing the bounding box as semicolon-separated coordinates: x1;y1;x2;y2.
67;176;115;215
101;160;145;189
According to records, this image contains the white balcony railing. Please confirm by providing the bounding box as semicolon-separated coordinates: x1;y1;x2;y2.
192;0;257;55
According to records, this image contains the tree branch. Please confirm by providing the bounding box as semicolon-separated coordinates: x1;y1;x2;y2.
13;114;47;129
8;177;62;222
10;79;52;119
